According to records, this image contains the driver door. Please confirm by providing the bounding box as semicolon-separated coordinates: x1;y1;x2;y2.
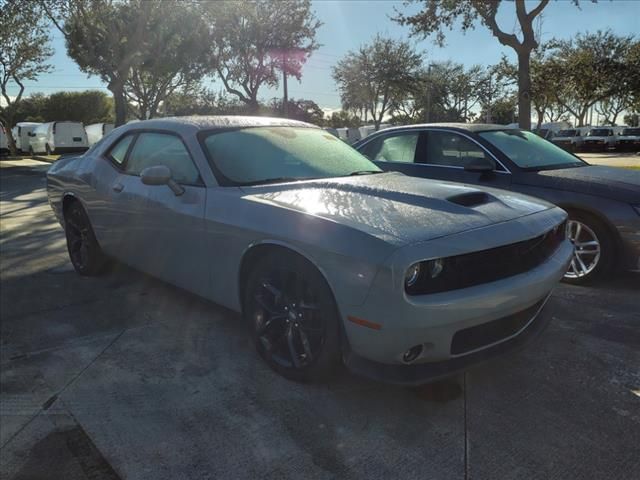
118;132;209;296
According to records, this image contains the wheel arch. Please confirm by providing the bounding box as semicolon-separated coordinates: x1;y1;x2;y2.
558;203;623;267
62;192;81;216
237;240;350;354
237;241;338;311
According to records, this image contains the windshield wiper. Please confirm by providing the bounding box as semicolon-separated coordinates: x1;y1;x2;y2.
349;170;384;176
240;177;312;186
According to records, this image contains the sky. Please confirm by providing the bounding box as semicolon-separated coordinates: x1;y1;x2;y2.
12;0;640;113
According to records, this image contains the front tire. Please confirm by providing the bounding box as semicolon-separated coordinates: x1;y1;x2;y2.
564;211;614;285
64;201;108;276
243;251;342;382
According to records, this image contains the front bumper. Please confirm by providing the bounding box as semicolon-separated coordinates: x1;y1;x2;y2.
341;234;573;384
344;295;553;385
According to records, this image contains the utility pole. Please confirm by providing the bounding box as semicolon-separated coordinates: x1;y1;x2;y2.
425;63;432;123
282;51;289;118
485;73;492;124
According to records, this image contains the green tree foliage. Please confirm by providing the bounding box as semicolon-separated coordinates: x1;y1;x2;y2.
394;0;582;130
327;110;362;129
0;0;53;154
202;0;321;112
477;96;518;125
124;4;210;120
44;90;113;124
164;89;258;117
12;91;113;124
391;62;491;124
333;35;422;130
495;49;564;128
546;30;635;126
267;98;325;126
42;0;156;126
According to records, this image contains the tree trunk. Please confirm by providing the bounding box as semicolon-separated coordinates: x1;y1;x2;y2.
247;98;260;114
535;108;544;130
111;84;127;127
517;51;532;131
2;120;18;156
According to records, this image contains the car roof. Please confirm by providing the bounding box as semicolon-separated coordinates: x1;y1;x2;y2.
118;115;317;134
372;123;515;135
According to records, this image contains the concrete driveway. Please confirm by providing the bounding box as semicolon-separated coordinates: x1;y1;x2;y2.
1;161;639;479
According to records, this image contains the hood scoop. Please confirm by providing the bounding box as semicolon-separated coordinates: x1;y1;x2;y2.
447;191;491;207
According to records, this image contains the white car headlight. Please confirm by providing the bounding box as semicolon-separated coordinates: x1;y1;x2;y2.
405;263;421;287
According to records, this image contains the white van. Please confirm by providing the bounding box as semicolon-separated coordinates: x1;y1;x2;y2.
85;122;114;146
0;124;8;156
336;128;349;142
11;122;41;153
28;121;89;155
583;127;617;151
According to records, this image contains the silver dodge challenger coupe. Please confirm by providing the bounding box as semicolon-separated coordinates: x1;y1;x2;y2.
47;116;573;385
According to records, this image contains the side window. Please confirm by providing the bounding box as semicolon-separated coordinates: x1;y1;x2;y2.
108;135;134;165
125;133;200;184
425;131;490;168
360;133;419;163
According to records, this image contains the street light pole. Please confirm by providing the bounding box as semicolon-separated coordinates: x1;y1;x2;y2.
425;63;432;123
282;51;289;118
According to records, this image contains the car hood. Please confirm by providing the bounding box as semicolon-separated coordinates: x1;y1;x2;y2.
243;173;553;245
517;165;640;203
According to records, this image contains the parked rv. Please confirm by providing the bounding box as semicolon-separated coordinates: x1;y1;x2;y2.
583;127;617;151
616;127;640;152
11;122;41;153
85;122;115;146
28;121;89;155
0;124;8;156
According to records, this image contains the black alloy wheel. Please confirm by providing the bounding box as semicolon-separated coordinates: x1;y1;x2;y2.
64;201;108;276
244;252;341;382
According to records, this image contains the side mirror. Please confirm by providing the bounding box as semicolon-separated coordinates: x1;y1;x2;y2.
464;156;496;173
140;165;184;196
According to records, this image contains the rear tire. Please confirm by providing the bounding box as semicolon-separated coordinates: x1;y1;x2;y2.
64;201;109;276
243;251;342;382
563;211;615;285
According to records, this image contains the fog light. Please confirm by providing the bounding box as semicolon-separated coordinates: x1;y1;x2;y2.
402;344;423;363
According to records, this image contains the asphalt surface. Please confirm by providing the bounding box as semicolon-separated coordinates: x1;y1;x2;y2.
1;162;639;479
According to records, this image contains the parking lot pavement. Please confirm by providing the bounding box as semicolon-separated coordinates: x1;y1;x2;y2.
1;163;639;479
578;152;640;168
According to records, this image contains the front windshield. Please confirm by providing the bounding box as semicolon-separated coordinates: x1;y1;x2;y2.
622;128;640;136
202;126;381;185
587;129;612;136
478;129;586;170
557;129;577;137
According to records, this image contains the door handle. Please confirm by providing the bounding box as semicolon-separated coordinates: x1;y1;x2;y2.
112;182;124;193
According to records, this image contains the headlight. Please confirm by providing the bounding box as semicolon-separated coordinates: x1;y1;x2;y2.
405;263;421;287
404;259;445;291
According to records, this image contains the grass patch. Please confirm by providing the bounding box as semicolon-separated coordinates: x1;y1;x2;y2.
624;166;640;170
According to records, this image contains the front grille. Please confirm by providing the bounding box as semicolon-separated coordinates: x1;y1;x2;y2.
406;221;566;295
450;299;545;355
